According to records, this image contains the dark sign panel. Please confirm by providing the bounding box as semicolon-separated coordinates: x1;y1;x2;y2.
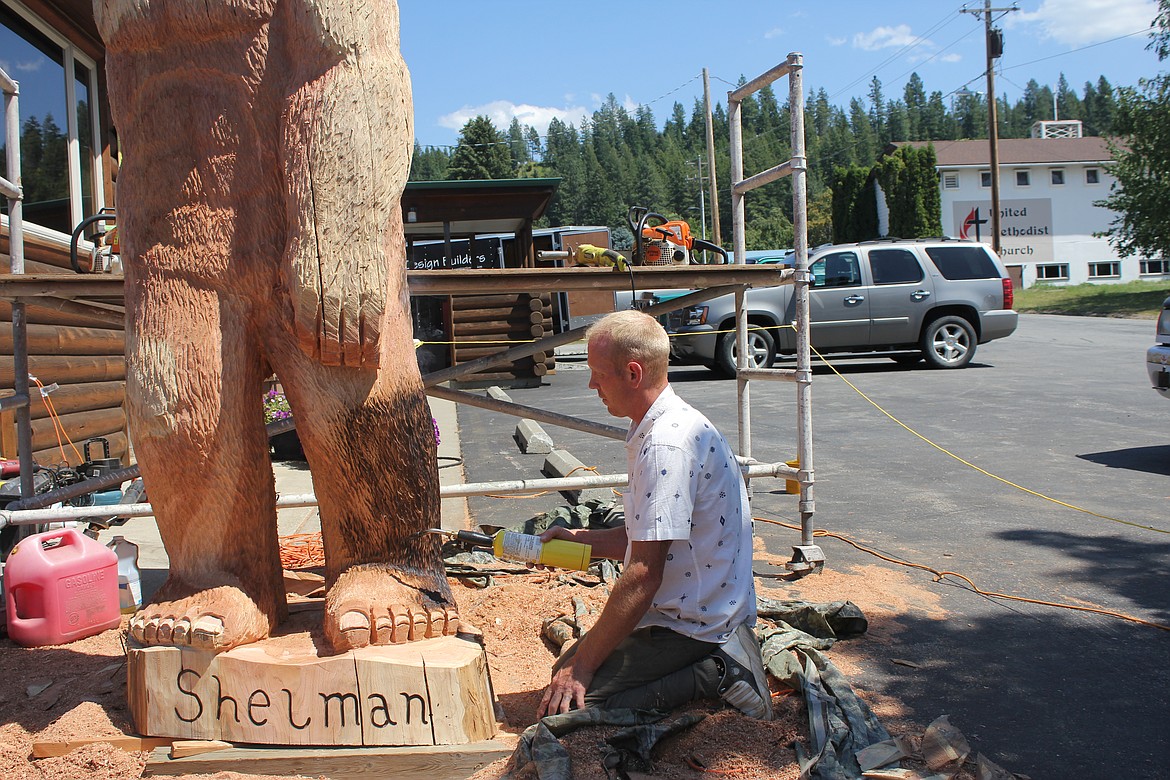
407;238;503;271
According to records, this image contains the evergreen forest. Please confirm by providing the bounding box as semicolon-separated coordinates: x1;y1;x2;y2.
2;73;1123;251
409;73;1122;250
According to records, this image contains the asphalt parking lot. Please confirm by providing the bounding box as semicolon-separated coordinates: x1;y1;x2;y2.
455;312;1170;779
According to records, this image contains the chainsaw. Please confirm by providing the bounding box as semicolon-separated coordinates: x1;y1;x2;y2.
627;206;728;266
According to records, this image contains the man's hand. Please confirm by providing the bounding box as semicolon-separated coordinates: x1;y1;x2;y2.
537;658;593;717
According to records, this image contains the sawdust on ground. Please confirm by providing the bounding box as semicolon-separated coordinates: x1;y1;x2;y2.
1;546;986;780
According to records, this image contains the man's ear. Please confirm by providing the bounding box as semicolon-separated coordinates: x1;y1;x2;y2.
627;360;645;386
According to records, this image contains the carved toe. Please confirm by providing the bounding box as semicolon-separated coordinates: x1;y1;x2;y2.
190;615;226;650
129;615;147;643
338;610;372;650
410;609;428;641
171;617;191;644
156;617;175;644
142;618;159;644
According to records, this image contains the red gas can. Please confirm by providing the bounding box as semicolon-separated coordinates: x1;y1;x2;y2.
4;528;122;647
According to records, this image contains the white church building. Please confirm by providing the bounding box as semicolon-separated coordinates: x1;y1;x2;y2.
897;121;1168;289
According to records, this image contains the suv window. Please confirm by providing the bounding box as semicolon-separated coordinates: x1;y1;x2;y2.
869;248;924;284
925;245;1001;280
812;252;861;288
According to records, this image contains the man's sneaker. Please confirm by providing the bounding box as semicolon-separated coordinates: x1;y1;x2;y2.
710;622;773;720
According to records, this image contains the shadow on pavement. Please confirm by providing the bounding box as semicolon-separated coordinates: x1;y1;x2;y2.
1078;445;1170;477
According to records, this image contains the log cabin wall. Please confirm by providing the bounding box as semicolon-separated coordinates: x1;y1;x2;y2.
0;228;129;467
449;292;555;388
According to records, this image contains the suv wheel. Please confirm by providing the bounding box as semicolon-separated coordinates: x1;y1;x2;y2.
921;316;976;369
715;328;775;377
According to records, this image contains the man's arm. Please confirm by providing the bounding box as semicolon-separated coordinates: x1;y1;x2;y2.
537;539;670;717
540;524;629;561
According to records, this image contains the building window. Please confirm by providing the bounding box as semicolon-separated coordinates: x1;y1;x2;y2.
942;171;959;189
1140;258;1170;275
1085;168;1100;184
1036;263;1069;281
1088;261;1120;279
0;0;104;236
1014;169;1030;186
1050;169;1065;186
980;170;991;188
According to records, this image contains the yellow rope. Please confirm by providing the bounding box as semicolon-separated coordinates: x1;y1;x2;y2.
810;345;1168;535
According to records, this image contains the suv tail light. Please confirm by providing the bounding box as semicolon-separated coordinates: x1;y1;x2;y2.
1002;278;1014;309
1157;305;1170;344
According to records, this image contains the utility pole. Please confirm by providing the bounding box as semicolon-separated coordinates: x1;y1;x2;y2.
688;157;708;240
703;68;722;247
962;1;1017;255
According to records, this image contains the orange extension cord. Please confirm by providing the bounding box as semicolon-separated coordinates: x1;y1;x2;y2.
755;516;1170;633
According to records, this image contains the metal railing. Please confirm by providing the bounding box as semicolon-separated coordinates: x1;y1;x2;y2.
1;64;37;526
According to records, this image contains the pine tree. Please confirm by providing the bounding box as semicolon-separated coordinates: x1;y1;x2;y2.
409;142;451;181
506;118;530;170
1055;73;1082;120
446;116;512;180
904;74;927;140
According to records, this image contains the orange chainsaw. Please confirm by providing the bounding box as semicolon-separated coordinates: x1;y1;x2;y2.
627;206;727;266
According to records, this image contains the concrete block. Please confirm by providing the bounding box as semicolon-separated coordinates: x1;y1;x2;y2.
542;449;611;505
486;386;513;403
516;418;554;454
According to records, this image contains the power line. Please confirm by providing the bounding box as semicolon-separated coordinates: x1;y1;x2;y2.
1001;27;1149;73
828;4;966;102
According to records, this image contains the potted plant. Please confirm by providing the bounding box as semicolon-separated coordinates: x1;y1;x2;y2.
263;388;305;461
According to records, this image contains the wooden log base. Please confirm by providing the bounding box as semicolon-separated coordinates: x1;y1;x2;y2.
142;738;516;779
127;611;497;747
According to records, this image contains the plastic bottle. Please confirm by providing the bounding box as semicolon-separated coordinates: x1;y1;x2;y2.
107;536;142;614
438;529;592;571
4;528;121;647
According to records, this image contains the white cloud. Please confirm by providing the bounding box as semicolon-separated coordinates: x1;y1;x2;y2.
853;24;921;51
764;27;784;40
438;100;589;137
0;59;43;74
826;35;847;47
1012;0;1156;45
940;53;962;63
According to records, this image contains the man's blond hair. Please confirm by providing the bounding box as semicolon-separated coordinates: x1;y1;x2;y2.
586;310;670;385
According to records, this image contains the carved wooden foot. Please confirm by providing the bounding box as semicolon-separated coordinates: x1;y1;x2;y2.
325;565;460;652
128;584;273;653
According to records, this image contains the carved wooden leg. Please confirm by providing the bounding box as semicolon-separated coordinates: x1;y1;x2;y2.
126;286;287;653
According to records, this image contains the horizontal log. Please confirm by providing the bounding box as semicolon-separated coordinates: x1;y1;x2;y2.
452;321;546;338
449;294;544;310
30;430;128;468
0;355;126;387
452;307;550;324
0;323;125;355
1;233;90;271
455;348;548;363
0;257;71;275
451;370;546;383
3;380;126;421
451;331;544;344
0;298;125;330
30;406;126;453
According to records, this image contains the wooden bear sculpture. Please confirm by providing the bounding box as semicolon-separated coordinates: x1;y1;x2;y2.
94;0;459;653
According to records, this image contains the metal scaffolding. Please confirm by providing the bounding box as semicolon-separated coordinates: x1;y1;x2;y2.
0;55;822;574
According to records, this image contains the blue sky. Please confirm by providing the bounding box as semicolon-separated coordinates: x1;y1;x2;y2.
399;0;1164;149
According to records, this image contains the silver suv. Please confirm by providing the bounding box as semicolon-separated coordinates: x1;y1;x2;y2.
620;239;1018;375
